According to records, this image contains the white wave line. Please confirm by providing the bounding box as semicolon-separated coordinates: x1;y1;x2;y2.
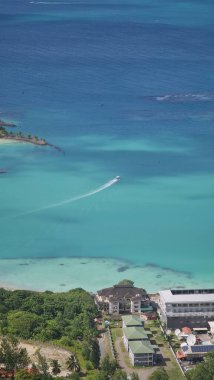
30;1;72;4
15;177;119;218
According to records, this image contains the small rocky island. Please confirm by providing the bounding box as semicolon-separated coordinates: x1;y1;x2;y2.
0;119;64;153
0;120;16;127
0;122;47;146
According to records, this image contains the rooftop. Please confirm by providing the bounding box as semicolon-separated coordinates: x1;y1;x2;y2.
97;284;148;299
123;327;149;340
122;315;143;326
159;289;214;304
129;340;155;354
182;344;214;355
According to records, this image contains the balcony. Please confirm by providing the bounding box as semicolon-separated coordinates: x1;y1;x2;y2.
167;311;214;317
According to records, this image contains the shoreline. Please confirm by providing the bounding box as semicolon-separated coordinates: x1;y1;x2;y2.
0;136;65;153
0;138;19;145
0;118;65;153
0;136;65;154
0;256;212;293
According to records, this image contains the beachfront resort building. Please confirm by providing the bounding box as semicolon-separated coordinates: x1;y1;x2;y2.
96;283;151;315
122;315;158;366
158;288;214;329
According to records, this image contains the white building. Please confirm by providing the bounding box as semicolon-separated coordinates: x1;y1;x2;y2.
128;340;155;367
96;284;150;315
158;289;214;329
208;321;214;335
121;316;157;366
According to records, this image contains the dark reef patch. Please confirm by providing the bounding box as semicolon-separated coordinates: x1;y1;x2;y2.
117;265;130;272
144;262;193;279
18;263;29;266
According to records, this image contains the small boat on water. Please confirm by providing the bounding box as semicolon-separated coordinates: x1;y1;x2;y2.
116;176;120;181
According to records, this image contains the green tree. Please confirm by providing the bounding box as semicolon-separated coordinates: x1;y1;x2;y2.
117;279;134;286
7;311;41;339
0;335;30;370
67;373;81;380
93;370;109;380
66;354;80;373
14;369;46;380
83;336;100;369
131;373;140;380
100;354;118;377
149;367;169;380
50;359;61;376
112;368;127;379
15;370;35;380
186;352;214;380
35;351;49;377
0;287;97;347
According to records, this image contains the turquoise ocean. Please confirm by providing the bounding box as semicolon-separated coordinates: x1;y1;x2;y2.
0;0;214;291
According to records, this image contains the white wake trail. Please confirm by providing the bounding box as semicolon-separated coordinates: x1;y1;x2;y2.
15;177;119;218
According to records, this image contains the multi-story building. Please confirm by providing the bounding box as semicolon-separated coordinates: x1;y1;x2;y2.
123;326;150;350
158;289;214;329
121;315;157;366
122;315;144;328
128;340;156;366
96;283;150;315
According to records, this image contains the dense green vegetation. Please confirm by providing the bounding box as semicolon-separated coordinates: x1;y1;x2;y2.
0;288;101;377
0;126;8;137
149;367;169;380
91;355;139;380
0;336;137;380
186;353;214;380
0;335;30;370
117;280;134;286
0;288;97;342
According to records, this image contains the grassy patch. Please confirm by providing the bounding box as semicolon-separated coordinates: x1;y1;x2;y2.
145;322;185;380
110;327;122;343
167;366;185;380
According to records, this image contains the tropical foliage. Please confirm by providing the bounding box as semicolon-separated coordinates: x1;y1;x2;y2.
149;367;169;380
66;354;80;373
0;288;97;342
0;335;30;371
186;352;214;380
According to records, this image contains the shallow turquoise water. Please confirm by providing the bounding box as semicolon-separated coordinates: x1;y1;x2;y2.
0;0;214;291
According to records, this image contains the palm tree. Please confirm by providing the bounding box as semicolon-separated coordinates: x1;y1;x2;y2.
66;354;80;373
51;359;61;376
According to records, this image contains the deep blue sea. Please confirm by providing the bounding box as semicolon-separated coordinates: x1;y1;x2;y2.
0;0;214;291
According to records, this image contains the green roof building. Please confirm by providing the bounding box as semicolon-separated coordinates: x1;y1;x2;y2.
123;326;150;350
124;326;148;340
122;315;143;328
122;314;158;367
128;340;155;366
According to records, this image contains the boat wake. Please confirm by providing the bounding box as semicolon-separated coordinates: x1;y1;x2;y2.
15;177;119;218
30;1;72;4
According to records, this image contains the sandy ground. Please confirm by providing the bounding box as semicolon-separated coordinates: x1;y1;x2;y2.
20;341;72;377
0;139;19;144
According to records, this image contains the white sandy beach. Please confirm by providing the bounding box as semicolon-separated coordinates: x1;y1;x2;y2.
0;138;19;144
